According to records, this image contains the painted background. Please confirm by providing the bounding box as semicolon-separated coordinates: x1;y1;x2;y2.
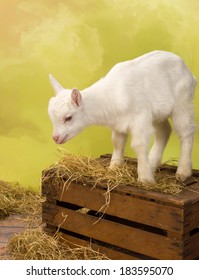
0;0;199;188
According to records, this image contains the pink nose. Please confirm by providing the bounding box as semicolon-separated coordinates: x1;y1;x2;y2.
53;135;60;143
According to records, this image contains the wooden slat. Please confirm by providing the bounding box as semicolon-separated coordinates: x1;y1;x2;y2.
44;225;134;260
42;164;199;209
42;154;199;260
99;154;199;206
0;244;8;259
184;232;199;259
120;184;199;206
184;202;199;232
43;181;184;233
43;202;183;260
0;214;29;259
57;231;140;260
0;215;28;245
0;229;25;243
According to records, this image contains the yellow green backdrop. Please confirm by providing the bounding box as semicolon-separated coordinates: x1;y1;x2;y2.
0;0;199;188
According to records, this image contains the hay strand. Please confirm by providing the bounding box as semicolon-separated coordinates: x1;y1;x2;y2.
0;180;42;221
7;228;109;260
0;179;108;260
3;152;198;260
42;151;183;196
42;152;185;223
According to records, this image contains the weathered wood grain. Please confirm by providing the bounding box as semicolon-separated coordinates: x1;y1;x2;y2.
42;155;199;260
0;215;29;259
43;202;184;259
43;181;184;233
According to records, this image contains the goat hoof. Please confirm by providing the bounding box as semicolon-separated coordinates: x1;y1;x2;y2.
176;173;191;182
109;161;123;169
138;177;155;184
109;164;120;171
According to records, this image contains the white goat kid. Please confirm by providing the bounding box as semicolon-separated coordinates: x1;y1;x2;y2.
48;51;196;183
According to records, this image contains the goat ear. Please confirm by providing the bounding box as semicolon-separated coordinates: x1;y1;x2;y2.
71;88;82;107
49;74;64;95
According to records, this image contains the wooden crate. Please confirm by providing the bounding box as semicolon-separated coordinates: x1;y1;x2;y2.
42;155;199;260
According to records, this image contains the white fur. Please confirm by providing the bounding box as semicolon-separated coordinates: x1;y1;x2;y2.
48;51;197;183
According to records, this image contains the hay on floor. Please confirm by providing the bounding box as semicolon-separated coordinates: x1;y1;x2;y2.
0;180;42;221
0;180;108;260
7;228;109;260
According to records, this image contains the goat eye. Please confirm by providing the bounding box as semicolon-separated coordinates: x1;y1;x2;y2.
64;116;72;123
